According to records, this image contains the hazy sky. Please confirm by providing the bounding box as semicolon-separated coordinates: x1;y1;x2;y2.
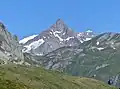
0;0;120;39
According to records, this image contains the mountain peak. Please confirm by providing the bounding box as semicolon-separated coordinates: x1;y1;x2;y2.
56;19;64;25
20;19;95;55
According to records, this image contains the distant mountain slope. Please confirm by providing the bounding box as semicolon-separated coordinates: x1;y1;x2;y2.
26;32;120;87
20;19;94;55
0;64;115;89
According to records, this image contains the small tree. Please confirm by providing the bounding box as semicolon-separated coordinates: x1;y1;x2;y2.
14;35;19;41
0;23;5;29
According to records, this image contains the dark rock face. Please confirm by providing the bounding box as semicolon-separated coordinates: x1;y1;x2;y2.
0;22;24;64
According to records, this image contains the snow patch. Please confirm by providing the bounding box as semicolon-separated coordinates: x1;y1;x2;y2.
53;31;64;41
54;31;62;34
52;30;75;42
96;64;109;70
97;47;104;51
69;44;72;46
5;51;11;56
77;33;82;37
63;32;66;35
96;42;99;45
50;45;53;48
50;32;52;34
23;39;45;52
111;42;114;45
84;38;92;41
54;33;63;41
43;36;46;39
91;47;104;51
24;62;31;66
80;40;84;43
65;37;74;41
35;53;43;56
13;60;24;65
111;45;116;49
19;35;38;44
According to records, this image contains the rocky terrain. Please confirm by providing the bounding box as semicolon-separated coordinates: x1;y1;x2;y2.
0;22;24;64
20;19;95;56
1;19;120;88
23;32;120;87
19;20;120;88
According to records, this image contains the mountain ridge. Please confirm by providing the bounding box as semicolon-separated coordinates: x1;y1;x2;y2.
22;30;120;88
20;19;95;56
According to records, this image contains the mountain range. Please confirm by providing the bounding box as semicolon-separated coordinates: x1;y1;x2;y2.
0;19;120;88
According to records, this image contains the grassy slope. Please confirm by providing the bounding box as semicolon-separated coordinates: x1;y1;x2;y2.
0;78;29;89
0;64;116;89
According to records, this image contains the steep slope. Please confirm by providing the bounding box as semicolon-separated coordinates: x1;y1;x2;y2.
67;32;120;82
0;64;116;89
20;19;94;55
0;22;24;64
29;32;120;88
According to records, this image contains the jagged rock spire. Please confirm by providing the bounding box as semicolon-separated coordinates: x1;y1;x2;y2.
56;19;64;25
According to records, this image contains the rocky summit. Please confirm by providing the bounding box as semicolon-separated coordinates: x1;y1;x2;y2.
20;19;94;56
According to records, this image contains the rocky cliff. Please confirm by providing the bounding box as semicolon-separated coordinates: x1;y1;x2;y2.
0;22;24;64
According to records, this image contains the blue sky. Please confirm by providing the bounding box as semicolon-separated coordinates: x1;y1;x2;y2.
0;0;120;39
